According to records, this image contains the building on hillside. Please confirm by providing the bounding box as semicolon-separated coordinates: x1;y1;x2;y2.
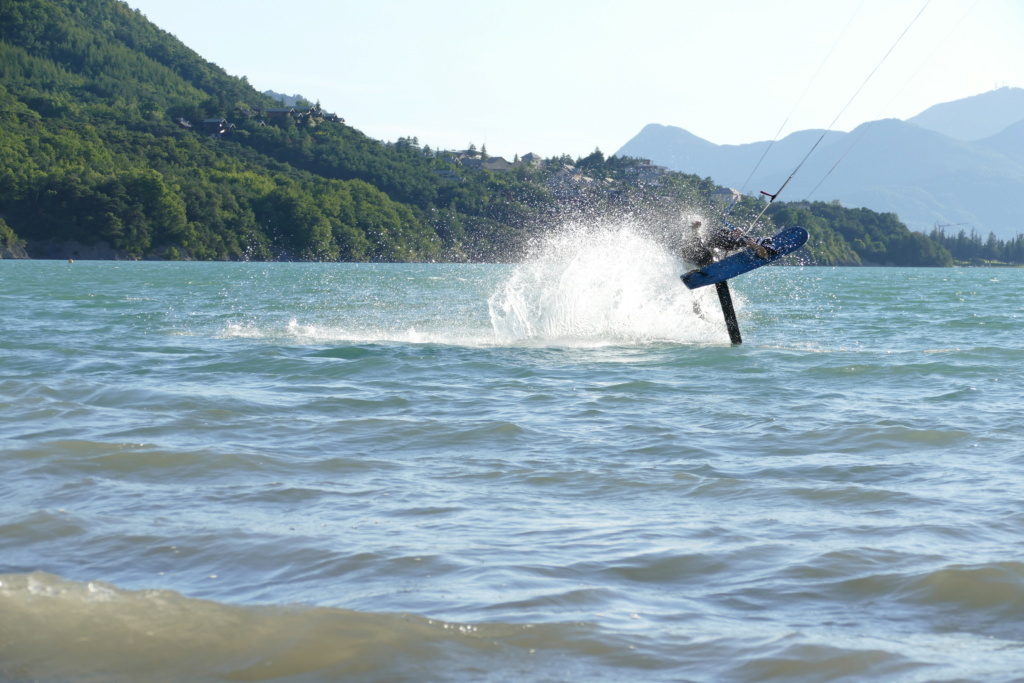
516;152;544;167
265;107;296;121
202;118;234;136
480;157;512;172
625;159;669;185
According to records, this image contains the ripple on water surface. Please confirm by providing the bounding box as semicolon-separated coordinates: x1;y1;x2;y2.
3;256;1024;681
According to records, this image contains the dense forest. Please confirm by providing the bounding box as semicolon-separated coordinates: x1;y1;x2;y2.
928;226;1024;266
0;0;988;267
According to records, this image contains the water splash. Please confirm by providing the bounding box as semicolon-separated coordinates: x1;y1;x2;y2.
488;219;730;346
211;219;733;347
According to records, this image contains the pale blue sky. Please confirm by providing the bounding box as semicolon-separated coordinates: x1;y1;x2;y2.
127;0;1022;160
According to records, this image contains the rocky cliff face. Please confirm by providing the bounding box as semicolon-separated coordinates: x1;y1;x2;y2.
1;243;29;259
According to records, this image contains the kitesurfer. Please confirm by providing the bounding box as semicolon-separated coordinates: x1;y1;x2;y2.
685;220;772;263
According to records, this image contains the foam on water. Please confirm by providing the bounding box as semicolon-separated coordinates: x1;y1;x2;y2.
221;319;491;346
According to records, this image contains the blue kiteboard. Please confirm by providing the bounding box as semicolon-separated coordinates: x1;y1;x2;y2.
681;226;809;290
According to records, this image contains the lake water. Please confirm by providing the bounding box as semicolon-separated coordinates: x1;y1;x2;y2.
2;226;1023;682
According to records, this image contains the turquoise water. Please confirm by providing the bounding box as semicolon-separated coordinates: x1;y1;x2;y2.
2;228;1024;682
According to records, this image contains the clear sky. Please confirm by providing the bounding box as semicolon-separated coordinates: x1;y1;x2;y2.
126;0;1023;160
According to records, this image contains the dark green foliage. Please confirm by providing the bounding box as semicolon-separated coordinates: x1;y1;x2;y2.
0;0;957;264
767;205;862;266
0;0;450;261
929;226;1024;265
769;201;952;267
577;148;605;170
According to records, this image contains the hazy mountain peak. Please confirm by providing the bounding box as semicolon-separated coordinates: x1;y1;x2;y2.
908;86;1024;141
615;89;1024;239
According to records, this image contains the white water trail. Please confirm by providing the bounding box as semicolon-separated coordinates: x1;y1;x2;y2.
488;219;732;346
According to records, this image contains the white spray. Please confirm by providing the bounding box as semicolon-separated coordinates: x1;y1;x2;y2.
487;217;732;346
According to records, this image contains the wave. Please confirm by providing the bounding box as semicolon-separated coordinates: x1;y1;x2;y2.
0;572;610;683
6;562;1024;682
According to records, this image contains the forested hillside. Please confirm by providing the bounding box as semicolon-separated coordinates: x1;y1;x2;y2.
767;203;953;267
0;0;953;266
0;0;447;261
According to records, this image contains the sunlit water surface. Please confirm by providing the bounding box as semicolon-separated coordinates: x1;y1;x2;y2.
2;226;1024;682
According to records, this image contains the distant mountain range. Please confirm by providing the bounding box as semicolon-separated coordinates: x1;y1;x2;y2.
616;87;1024;239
